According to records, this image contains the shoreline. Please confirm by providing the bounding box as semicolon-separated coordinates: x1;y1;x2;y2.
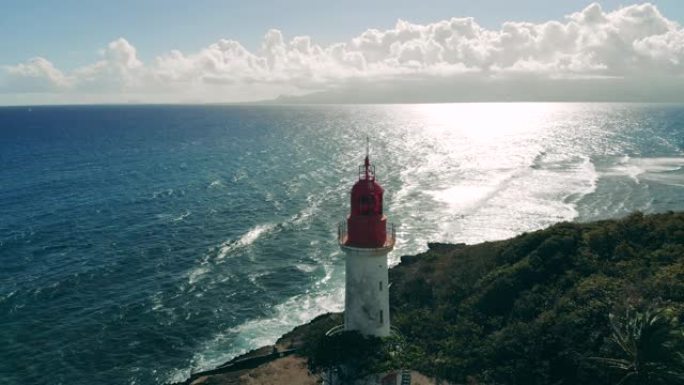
172;243;464;385
173;211;684;385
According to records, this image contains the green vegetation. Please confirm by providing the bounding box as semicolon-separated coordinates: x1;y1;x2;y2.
591;306;684;385
382;211;684;385
306;331;391;383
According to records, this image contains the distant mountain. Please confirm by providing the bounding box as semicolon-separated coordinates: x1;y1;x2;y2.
264;76;684;104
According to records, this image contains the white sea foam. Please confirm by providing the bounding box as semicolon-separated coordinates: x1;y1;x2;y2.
183;211;320;301
208;179;224;188
152;292;164;311
0;290;16;304
606;156;684;184
188;266;210;285
521;154;599;220
288;194;321;228
295;263;317;273
173;210;191;222
232;169;247;182
583;156;684;216
423;153;600;244
613;155;643;183
216;223;276;260
563;155;600;203
630;157;684;186
426;168;527;216
166;262;344;383
264;191;284;210
246;271;268;288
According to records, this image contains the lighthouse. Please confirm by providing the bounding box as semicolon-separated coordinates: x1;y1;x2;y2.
338;145;395;337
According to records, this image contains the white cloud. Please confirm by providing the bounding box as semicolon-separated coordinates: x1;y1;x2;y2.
2;2;684;103
4;57;71;91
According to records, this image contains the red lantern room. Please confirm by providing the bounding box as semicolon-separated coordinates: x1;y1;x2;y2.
342;152;390;248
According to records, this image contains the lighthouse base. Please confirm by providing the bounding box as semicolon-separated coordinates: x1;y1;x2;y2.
341;245;392;338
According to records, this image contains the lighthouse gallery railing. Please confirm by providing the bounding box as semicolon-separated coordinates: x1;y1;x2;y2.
338;221;396;249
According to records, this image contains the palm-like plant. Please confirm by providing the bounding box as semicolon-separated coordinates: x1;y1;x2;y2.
593;306;684;385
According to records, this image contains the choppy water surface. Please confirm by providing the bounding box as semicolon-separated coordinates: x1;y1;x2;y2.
0;104;683;384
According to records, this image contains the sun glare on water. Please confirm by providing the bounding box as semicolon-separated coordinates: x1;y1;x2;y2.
410;102;563;139
384;103;602;245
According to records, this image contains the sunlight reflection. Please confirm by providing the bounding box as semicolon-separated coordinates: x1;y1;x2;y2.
408;102;567;141
383;102;603;245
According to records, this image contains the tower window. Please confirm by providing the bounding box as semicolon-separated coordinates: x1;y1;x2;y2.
379;310;384;324
379;281;383;291
359;195;376;215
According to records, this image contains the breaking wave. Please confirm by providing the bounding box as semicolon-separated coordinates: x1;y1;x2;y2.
217;223;277;260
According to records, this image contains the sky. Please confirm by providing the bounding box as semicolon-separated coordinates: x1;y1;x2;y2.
1;1;684;105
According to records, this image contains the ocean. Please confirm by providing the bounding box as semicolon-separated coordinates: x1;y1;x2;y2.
1;103;683;385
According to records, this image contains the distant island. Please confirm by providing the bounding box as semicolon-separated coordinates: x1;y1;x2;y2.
178;211;684;385
261;76;684;105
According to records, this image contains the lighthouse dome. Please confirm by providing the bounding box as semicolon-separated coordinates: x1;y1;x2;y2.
350;178;384;216
343;154;388;248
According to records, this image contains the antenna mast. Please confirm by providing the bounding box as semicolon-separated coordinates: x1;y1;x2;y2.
364;136;371;179
366;136;369;159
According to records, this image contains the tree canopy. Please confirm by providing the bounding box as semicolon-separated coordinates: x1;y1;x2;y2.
384;211;684;385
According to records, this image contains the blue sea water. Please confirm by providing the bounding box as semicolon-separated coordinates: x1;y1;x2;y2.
0;103;683;385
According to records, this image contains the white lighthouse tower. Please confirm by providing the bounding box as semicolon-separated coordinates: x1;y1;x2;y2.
338;148;395;337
